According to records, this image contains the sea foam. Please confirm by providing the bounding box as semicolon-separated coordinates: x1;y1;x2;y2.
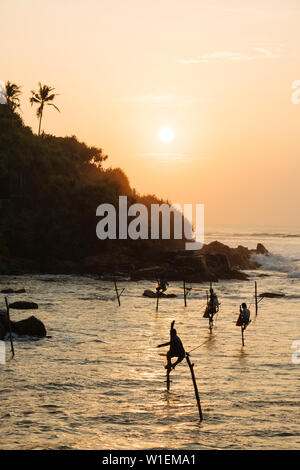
253;253;300;277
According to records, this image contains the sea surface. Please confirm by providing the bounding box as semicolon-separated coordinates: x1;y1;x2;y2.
0;225;299;449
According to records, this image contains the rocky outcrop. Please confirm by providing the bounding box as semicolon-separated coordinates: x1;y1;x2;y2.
11;316;46;337
0;312;46;339
131;250;248;282
143;289;177;298
83;251;136;275
199;241;269;270
0;241;270;282
256;243;270;256
130;242;270;282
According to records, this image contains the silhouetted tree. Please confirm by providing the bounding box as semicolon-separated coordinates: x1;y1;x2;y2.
30;82;60;135
5;81;22;111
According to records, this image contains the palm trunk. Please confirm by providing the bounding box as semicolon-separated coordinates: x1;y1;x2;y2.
38;112;43;136
38;103;44;136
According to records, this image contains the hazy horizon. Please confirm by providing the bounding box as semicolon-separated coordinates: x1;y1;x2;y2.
2;0;300;226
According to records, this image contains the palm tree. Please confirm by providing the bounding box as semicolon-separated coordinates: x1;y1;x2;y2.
30;83;60;135
5;81;22;111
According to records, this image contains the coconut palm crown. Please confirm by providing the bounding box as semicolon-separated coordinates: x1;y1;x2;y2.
30;83;60;135
5;81;22;111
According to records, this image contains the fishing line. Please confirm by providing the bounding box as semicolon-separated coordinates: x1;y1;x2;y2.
187;337;212;354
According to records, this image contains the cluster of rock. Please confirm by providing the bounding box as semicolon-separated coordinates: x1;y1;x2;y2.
0;241;270;283
130;242;269;283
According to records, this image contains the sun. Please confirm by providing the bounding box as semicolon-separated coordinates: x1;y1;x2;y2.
159;127;174;143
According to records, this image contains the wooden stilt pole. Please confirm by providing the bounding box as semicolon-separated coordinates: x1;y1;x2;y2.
241;326;245;347
113;277;121;306
156;292;159;312
183;279;187;307
5;297;14;358
166;367;170;391
209;316;213;334
255;281;258;316
186;353;203;421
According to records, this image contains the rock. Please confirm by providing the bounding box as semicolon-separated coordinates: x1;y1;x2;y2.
143;289;177;298
132;266;164;281
10;316;47;337
199;241;270;271
0;312;46;339
83;251;136;275
0;240;266;282
9;301;38;310
200;241;258;270
0;311;8;340
0;288;26;294
255;243;270;256
259;292;285;298
131;250;248;283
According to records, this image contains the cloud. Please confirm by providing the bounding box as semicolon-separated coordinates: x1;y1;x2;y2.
123;93;200;107
177;47;281;64
0;80;6;104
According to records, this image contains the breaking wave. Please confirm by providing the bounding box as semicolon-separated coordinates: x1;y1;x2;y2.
253;253;300;277
206;232;300;239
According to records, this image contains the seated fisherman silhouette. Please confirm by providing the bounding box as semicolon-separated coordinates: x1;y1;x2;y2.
239;302;251;330
156;275;169;294
157;320;185;371
208;287;219;317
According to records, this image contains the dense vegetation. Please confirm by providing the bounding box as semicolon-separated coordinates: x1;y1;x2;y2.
0;105;186;270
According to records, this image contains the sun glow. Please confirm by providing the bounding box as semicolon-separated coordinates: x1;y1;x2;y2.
159;127;174;143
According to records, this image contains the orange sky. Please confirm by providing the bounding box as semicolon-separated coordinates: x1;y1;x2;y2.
1;0;300;226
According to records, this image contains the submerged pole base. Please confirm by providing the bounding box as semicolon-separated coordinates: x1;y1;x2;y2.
241;326;245;347
166;369;171;391
185;353;203;421
209;316;213;334
5;297;15;358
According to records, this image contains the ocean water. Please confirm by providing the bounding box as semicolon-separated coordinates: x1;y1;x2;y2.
0;226;299;450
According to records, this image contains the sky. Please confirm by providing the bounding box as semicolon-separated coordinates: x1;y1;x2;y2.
1;0;300;227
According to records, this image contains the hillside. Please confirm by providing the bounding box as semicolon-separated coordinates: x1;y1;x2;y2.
0;105;186;273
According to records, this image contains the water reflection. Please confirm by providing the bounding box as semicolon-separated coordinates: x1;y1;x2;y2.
0;275;299;449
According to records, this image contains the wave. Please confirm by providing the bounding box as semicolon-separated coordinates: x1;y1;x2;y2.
206;232;300;239
253;254;300;277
